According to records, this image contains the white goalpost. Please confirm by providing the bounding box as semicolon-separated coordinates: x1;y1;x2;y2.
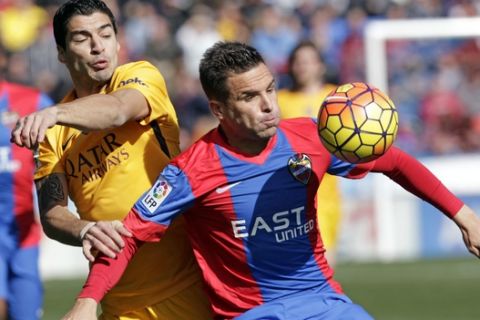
363;17;480;261
365;17;480;92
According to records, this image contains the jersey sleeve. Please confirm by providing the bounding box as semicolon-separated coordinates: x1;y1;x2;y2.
133;164;196;227
327;146;462;218
326;154;362;177
79;232;143;303
33;131;63;180
79;162;198;302
369;146;463;218
79;209;167;302
32;91;65;180
111;61;177;126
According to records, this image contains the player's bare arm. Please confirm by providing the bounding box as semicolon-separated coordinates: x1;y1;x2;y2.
37;173;85;245
61;298;97;320
11;88;149;149
453;205;480;258
37;173;132;261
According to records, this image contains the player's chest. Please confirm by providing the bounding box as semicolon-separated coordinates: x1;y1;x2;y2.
201;148;327;220
61;122;146;184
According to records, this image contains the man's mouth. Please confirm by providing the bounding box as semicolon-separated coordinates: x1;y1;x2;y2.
91;60;108;70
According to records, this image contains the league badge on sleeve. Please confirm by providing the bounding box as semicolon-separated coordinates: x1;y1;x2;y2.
141;177;172;214
287;153;312;185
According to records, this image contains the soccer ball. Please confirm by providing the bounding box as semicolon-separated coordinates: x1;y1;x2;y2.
317;82;398;163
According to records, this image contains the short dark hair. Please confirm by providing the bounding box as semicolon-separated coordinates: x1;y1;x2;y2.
199;41;265;102
53;0;117;49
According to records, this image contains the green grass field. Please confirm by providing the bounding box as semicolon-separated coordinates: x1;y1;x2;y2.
43;258;479;320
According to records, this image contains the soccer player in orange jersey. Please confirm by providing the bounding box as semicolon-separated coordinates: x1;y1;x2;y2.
10;0;211;318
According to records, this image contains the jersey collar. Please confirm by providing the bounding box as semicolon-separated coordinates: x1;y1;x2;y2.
212;126;278;165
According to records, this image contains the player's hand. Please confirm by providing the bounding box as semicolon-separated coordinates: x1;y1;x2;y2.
453;205;480;258
80;220;133;262
62;298;97;320
10;107;58;149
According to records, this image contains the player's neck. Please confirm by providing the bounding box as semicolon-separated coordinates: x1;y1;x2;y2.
72;79;106;98
234;139;269;155
219;126;270;156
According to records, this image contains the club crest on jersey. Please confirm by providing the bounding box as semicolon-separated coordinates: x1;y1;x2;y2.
287;153;312;185
141;177;172;214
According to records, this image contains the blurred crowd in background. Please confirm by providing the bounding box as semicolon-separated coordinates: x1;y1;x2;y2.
1;0;480;154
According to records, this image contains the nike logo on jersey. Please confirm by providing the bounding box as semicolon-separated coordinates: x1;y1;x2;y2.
216;181;241;194
62;134;75;151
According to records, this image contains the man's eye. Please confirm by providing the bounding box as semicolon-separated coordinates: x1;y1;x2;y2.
101;33;112;38
72;37;86;42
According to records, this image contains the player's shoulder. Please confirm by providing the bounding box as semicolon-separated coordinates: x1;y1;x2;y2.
39;123;80;161
115;60;157;73
112;61;164;88
279;117;322;148
172;129;218;173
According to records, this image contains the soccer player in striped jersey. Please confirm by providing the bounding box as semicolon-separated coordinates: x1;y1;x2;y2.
0;46;53;319
65;41;480;320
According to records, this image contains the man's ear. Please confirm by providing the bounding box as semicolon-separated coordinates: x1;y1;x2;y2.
57;45;66;64
209;100;224;121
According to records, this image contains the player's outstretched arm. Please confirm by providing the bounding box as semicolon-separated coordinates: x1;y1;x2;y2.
61;298;97;320
370;147;480;259
453;205;480;258
36;173;132;261
11;88;149;149
64;213;147;317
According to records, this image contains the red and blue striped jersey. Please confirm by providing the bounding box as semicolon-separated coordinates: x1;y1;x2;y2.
81;117;463;319
0;81;52;248
133;117;370;317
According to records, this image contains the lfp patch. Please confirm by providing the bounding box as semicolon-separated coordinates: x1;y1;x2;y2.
287;153;312;185
141;177;172;214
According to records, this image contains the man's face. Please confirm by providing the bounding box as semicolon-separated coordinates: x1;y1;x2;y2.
59;12;119;86
219;63;280;143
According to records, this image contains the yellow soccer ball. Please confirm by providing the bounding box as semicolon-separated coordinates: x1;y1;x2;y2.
317;82;399;163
